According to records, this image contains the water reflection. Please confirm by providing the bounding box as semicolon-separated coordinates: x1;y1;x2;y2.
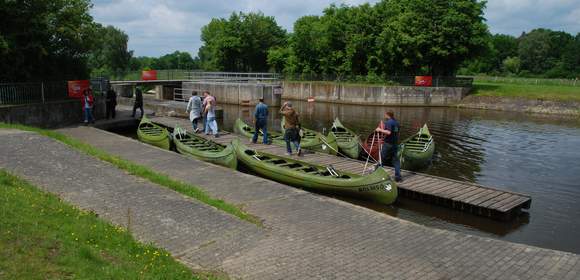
217;101;580;253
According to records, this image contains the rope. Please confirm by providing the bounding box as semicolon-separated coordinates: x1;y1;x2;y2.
362;133;376;175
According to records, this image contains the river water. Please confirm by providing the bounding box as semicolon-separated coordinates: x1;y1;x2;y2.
216;101;580;254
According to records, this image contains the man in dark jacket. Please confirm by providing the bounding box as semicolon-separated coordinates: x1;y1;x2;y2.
375;111;402;182
106;88;117;119
252;98;269;144
132;87;144;118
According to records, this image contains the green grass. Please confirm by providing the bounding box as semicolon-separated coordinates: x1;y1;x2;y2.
0;169;227;279
0;123;262;226
472;81;580;102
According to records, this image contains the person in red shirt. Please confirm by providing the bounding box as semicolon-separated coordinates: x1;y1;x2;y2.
81;89;94;124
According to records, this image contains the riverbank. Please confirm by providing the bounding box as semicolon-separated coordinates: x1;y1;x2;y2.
458;81;580;115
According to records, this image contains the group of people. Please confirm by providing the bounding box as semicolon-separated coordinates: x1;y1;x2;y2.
250;98;402;181
80;87;118;125
185;91;219;137
252;98;302;156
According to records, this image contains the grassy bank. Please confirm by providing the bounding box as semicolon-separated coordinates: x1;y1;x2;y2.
0;169;221;279
472;81;580;102
0;123;261;226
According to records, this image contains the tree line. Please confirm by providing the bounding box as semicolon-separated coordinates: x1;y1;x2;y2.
2;0;578;82
459;29;580;78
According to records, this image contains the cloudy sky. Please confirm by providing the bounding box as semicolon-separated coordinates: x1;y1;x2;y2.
90;0;580;57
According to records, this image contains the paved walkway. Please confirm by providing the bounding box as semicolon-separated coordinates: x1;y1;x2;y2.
2;127;579;279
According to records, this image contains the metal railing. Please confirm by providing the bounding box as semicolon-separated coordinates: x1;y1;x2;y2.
284;74;474;87
0;82;68;105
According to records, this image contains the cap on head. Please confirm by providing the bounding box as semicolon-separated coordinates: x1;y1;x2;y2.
286;101;292;107
259;98;264;102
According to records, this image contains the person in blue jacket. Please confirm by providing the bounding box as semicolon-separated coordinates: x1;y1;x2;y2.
252;98;269;144
375;111;402;182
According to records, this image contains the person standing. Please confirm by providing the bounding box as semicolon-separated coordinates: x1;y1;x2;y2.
252;98;269;144
202;91;215;134
280;101;301;156
132;87;144;118
105;88;117;119
186;91;202;132
81;88;94;124
203;91;219;137
375;111;402;182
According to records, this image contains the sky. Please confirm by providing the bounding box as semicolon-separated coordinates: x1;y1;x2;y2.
90;0;580;57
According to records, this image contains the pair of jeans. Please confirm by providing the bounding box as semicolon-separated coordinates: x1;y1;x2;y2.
132;103;143;118
284;128;300;154
84;108;94;123
191;117;202;131
380;143;401;180
252;118;268;144
205;116;218;135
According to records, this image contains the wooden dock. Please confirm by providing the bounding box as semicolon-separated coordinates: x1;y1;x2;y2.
151;116;532;220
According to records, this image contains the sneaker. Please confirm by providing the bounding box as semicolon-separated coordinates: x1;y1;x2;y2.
395;177;403;182
251;141;257;144
297;148;303;156
214;134;220;138
194;128;199;133
285;152;292;156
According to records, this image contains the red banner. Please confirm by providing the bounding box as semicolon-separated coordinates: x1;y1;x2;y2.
67;80;90;98
415;76;433;87
142;70;157;80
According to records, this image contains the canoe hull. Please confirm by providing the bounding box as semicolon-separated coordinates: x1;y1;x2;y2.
330;118;361;159
233;139;397;204
363;124;435;171
174;135;237;169
137;116;171;150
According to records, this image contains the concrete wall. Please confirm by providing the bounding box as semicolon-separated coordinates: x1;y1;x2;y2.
0;98;105;128
282;81;471;106
182;82;282;106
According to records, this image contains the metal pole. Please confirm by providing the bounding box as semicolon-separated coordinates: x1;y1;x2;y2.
41;82;45;103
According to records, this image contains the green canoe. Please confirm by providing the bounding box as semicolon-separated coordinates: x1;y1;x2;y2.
233;139;397;204
234;118;338;155
330;118;361;159
137;115;171;150
400;124;435;170
172;126;237;169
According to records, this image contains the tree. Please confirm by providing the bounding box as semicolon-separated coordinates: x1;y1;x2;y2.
502;57;521;74
518;29;574;75
199;12;286;72
87;25;133;78
0;0;97;81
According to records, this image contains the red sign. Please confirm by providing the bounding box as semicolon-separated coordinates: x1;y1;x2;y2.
67;80;90;98
142;70;157;80
415;76;433;87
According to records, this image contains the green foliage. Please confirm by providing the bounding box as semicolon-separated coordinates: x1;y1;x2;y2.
502;57;521;74
0;0;97;81
87;25;133;78
462;29;579;78
272;0;488;77
0;169;225;279
0;123;262;227
199;12;287;72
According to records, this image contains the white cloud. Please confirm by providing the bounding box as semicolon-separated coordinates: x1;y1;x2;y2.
90;0;580;57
